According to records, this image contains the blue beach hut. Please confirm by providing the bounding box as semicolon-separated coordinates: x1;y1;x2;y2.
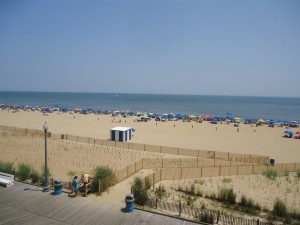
110;127;133;142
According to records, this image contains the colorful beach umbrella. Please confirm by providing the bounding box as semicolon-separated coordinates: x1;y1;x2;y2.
283;130;294;138
168;113;175;119
175;114;183;119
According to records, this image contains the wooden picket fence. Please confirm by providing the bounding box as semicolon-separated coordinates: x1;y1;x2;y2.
144;198;273;225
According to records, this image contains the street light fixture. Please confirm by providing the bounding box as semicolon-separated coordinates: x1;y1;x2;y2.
42;121;50;192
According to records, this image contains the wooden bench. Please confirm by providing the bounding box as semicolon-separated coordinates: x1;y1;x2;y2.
0;172;15;187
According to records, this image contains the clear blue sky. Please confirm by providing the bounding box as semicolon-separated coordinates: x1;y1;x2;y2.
1;0;299;97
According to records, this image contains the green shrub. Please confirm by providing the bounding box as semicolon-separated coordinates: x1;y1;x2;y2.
133;177;143;189
240;195;248;207
92;166;114;193
273;199;288;218
190;184;196;196
132;177;148;206
218;188;236;205
30;169;40;184
263;169;278;180
297;169;300;178
186;196;194;207
0;161;14;174
284;170;289;176
239;195;261;214
16;163;31;181
155;185;167;200
223;178;232;183
290;210;300;220
194;179;205;185
199;211;214;224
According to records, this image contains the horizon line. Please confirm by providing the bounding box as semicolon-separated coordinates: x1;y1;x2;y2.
0;90;300;99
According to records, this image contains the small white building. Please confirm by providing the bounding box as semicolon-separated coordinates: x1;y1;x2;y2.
110;127;132;142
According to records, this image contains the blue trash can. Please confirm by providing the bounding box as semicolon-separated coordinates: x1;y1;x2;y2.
125;194;135;212
53;180;63;195
270;159;275;166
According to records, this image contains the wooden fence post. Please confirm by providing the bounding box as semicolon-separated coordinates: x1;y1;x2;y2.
257;218;259;225
201;166;203;177
160;169;162;181
217;211;220;223
180;168;183;179
155;198;158;209
152;173;155;189
179;202;182;217
98;180;101;194
214;151;216;166
85;185;88;197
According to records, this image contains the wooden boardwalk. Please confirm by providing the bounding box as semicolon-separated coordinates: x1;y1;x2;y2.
0;182;200;225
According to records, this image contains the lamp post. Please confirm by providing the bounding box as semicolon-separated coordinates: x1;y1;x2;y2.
42;121;50;192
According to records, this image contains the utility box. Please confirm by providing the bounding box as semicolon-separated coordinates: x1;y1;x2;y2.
110;127;132;142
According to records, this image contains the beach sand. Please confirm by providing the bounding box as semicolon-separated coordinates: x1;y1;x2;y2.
0;110;299;163
0;109;299;213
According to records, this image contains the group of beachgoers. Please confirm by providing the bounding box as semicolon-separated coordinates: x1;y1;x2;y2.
1;103;299;131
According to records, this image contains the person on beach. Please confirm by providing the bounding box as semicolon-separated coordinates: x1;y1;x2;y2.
72;176;79;197
82;173;90;187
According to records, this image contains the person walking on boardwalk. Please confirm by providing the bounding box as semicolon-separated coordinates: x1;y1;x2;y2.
72;176;79;197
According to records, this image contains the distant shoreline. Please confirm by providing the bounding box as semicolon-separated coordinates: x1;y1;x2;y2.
1;91;300;121
1;90;300;98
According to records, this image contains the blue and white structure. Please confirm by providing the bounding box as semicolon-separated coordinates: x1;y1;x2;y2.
110;127;132;142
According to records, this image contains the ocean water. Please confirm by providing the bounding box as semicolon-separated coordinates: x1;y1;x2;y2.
0;91;299;121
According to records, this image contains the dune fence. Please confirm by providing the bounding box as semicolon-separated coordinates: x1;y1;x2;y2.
62;134;269;165
0;125;269;165
142;162;300;188
144;198;272;225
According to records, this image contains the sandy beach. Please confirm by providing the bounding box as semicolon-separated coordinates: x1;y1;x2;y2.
1;109;300;222
0;110;299;163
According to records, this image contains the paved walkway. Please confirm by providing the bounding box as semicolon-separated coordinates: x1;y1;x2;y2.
0;182;200;225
